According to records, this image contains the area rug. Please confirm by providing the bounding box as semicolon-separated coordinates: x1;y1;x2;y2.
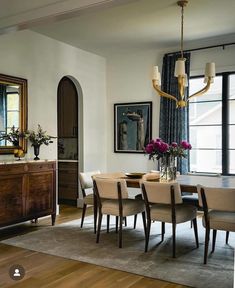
2;216;234;288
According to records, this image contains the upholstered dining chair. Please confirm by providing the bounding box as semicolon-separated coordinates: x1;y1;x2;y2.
141;181;199;258
197;185;235;264
93;178;146;248
79;170;101;232
182;172;221;208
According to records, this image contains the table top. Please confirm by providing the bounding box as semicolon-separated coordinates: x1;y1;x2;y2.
94;172;235;190
177;175;235;188
125;174;235;191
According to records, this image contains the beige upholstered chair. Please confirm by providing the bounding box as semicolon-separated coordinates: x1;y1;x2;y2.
198;185;235;264
93;178;146;248
79;170;101;232
141;181;199;258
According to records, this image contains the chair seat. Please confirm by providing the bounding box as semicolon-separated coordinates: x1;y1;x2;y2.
150;203;197;224
203;210;235;231
101;199;145;217
83;194;94;205
182;193;199;205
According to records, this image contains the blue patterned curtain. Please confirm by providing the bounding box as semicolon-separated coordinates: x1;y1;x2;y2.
159;52;191;174
0;84;7;145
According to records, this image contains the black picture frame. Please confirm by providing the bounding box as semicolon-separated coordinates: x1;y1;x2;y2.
114;101;152;153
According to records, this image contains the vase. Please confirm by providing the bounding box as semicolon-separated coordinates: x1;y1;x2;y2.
33;144;41;160
159;155;177;182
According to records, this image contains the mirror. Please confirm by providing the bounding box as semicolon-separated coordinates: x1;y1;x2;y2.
0;74;27;154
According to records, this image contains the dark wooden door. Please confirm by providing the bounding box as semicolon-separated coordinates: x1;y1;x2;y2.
26;172;54;217
58;77;78;137
0;175;24;225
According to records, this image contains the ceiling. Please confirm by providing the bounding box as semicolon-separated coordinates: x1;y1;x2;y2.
1;0;235;56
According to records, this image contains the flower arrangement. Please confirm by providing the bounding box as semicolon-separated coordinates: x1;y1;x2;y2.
145;138;192;161
0;126;24;146
25;124;55;146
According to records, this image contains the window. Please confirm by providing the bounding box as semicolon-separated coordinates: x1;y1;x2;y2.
189;72;235;175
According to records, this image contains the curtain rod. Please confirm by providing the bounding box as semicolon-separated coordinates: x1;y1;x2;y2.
165;42;235;56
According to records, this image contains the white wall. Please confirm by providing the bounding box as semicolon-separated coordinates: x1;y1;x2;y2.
0;29;234;176
106;42;235;173
0;30;107;173
106;49;164;173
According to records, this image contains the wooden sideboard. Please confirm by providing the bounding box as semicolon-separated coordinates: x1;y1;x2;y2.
0;160;56;228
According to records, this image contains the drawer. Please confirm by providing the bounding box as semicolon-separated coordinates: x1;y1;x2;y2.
59;172;78;183
58;162;77;171
28;162;55;172
0;164;27;175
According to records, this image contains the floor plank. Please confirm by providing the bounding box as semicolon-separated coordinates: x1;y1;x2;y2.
0;205;189;288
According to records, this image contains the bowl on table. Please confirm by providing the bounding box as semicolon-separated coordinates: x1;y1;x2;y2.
125;172;146;179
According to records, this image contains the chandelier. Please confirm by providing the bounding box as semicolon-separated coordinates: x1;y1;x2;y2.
152;0;215;108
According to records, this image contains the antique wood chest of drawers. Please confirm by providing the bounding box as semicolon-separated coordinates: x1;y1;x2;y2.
0;160;56;228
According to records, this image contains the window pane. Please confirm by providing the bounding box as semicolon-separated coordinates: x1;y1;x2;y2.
229;125;235;148
7;111;19;127
229;100;235;124
190;149;222;173
229;150;235;174
189;76;222;102
190;126;221;149
7;93;19;110
189;101;222;125
229;74;235;99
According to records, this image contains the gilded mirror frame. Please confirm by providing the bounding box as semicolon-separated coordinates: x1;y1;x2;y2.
0;73;28;154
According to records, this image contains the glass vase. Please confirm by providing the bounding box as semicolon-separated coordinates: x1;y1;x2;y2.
159;155;177;182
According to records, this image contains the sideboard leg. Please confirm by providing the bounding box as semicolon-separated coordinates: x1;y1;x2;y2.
51;213;56;226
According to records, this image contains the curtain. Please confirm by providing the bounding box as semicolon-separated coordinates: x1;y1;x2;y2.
0;84;6;131
159;52;191;174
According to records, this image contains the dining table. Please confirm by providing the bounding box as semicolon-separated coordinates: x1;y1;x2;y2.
124;174;235;192
92;172;235;233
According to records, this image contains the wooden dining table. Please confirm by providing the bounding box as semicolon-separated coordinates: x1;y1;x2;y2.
92;172;235;233
124;174;235;192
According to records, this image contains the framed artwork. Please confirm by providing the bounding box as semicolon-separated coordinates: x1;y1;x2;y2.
114;101;152;153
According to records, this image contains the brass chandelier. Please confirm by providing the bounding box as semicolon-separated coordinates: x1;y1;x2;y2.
152;0;215;108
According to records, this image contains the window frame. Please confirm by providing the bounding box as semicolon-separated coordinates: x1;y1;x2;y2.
189;71;235;176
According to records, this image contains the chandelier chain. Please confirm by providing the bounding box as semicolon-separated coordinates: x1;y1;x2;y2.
180;4;184;59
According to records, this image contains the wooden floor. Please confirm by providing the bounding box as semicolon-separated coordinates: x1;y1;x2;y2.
0;206;189;288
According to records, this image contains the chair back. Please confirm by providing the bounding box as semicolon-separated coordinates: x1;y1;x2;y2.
141;181;182;204
197;185;235;212
94;178;128;200
79;170;101;190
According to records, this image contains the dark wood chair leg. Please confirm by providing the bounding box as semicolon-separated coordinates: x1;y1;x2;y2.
124;217;127;226
96;212;103;243
115;216;118;233
226;231;229;244
172;222;176;258
133;214;137;229
145;218;151;252
119;215;123;248
192;218;199;248
94;197;97;234
141;212;146;237
204;227;210;264
107;214;110;233
212;229;217;253
81;204;87;228
161;222;165;242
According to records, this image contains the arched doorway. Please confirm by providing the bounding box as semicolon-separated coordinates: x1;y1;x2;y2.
57;76;82;206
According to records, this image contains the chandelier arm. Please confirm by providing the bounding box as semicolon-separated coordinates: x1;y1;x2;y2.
152;81;178;102
188;80;211;100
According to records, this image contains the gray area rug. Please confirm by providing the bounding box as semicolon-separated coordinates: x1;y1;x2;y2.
2;216;234;288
